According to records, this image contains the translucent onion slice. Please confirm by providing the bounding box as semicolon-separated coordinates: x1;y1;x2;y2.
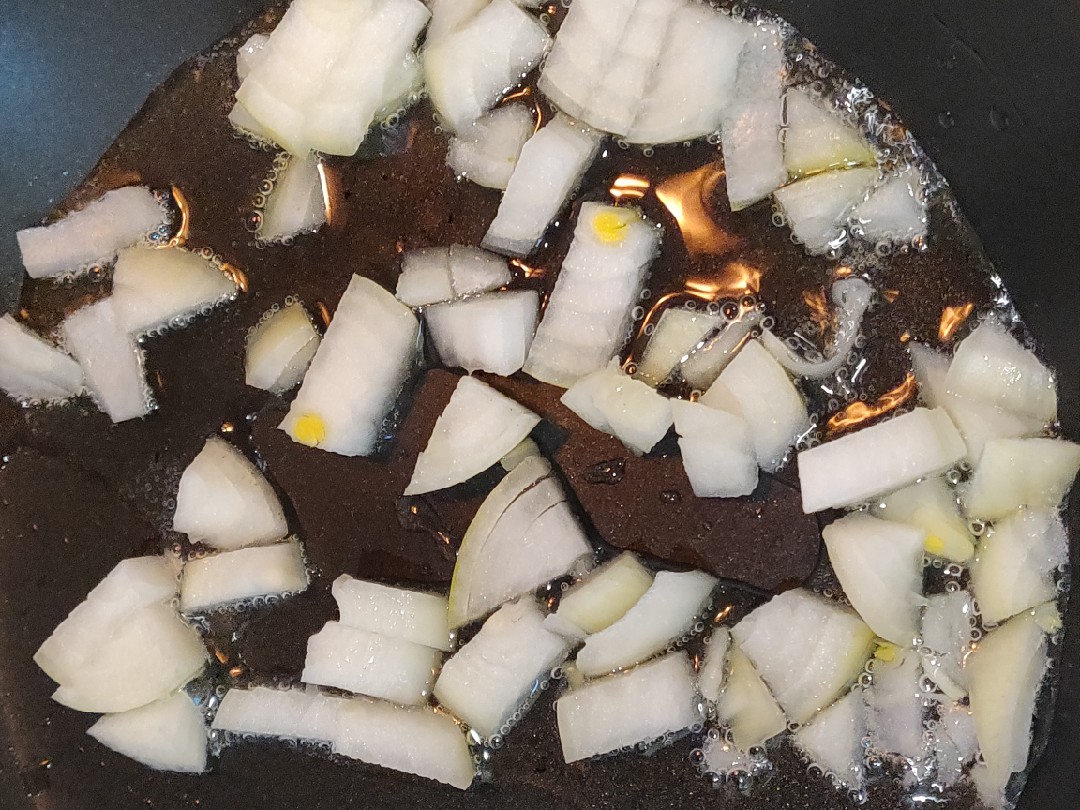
405;375;541;494
677;308;761;391
332;698;476;789
523;203;659;386
714;643;787;750
700;338;810;472
696;627;731;705
944;317;1057;422
961;437;1080;521
869;476;976;563
791;688;866;789
561;359;673;456
783;88;877;177
865;648;927;761
244;302;322;394
731;589;874;724
179;539;309;613
434;597;570;738
797;407;966;513
773;167;877;254
423;0;551;133
172;435;289;551
556;652;702;762
0;315;83;402
16;186;166;279
969;508;1068;625
551;552;654;638
447;455;593;628
301;620;440;705
632;307;723;387
721;23;787;211
280;275;419;456
446;103;535;190
88;691;207;773
258;151;327;242
426;290;539;376
822;513;926;646
235;33;268;81
212;685;346;743
967;611;1049;809
576;569;716;678
760;277;873;379
482;115;603;258
934;702;979;787
332;575;451;651
671;398;758;498
849;166;927;244
908;340;949;409
61;298;151;423
920;590;975;698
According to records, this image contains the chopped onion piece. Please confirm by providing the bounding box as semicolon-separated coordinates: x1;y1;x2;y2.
797;407;966;513
696;627;731;705
678;308;761;390
179;539;309;613
258;151;327;242
966;611;1049;808
482;115;603;258
961;437;1080;521
700;338;810;471
245;302;321;394
423;0;551;133
332;699;475;790
213;685;346;742
500;436;540;471
908;341;949;409
281;275;419;456
760;277;873;379
934;701;978;786
172;435;289;551
426;290;539;376
783;88;876;177
235;33;268;81
16;186;166;279
552;552;653;637
435;597;570;738
943;393;1044;465
849;166;926;244
870;476;975;563
970;508;1067;624
865;648;927;761
332;575;451;651
822;513;925;646
0;315;83;402
671;399;758;497
944;317;1057;422
449;244;514;296
721;23;787;210
396;247;454;306
792;688;866;789
576;569;716;678
88;691;207;773
302;620;439;705
773;167;877;254
920;590;975;698
556;653;702;762
446;103;535;190
35;556;179;687
425;0;490;42
51;602;208;714
715;643;787;750
405;375;541;494
111;246;236;335
61;298;151;423
633;308;723;387
448;455;593;627
561;359;673;455
524;203;659;386
731;589;874;724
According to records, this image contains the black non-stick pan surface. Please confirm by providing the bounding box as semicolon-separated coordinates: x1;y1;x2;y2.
0;1;1077;808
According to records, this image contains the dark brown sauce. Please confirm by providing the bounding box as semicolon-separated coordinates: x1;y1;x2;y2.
0;5;1039;810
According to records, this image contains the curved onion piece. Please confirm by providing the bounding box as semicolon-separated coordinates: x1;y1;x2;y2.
714;643;787;751
633;307;723;387
447;103;535;190
870;476;975;563
179;539;309;613
678;308;762;391
88;691;208;773
551;552;654;638
0;315;83;402
245;302;321;394
212;685;346;743
761;277;873;379
258;151;326;243
792;688;866;789
783;88;876;177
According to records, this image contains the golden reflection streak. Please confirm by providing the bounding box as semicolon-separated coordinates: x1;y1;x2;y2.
316;161;333;225
684;261;762;298
654;164;739;256
221;263;249;293
802;288;830;335
500;86;543;132
166;186;191;248
938;302;974;342
510;258;545;279
826;373;918;435
609;173;650;203
314;301;332;327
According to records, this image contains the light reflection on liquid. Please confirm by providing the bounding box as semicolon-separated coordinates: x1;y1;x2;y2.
654;164;739;257
684;260;762;299
801;288;830;335
510;258;545;279
826;372;918;435
166;186;191;248
221;263;249;293
609;173;650;203
316;161;334;225
499;85;543;131
938;302;974;342
314;300;332;327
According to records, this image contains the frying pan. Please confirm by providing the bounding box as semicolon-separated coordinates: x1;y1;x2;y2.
0;0;1076;808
